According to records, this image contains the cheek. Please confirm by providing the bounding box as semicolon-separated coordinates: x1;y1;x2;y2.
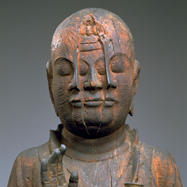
116;73;133;108
53;76;72;122
53;76;71;100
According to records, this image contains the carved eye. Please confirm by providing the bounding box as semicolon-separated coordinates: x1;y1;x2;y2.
110;54;130;73
54;58;73;76
79;60;89;76
96;58;106;75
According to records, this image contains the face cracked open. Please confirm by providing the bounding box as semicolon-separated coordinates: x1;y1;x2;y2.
48;10;140;138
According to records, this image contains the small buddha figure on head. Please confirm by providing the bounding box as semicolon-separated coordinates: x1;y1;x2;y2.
8;8;183;187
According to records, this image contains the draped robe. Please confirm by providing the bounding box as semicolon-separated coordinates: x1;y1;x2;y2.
8;125;183;187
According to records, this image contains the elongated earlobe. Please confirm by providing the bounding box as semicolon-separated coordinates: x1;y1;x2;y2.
46;60;53;102
129;60;140;117
133;60;140;95
129;98;134;116
46;60;59;116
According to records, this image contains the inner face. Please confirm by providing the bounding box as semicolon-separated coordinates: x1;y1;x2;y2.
52;45;134;138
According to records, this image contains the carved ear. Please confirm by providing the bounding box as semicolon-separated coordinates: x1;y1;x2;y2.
46;60;58;116
133;59;140;96
129;60;140;116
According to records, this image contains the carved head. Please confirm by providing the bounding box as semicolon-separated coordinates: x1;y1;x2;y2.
46;8;140;138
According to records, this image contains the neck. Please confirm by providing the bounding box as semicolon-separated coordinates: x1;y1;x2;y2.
61;124;131;162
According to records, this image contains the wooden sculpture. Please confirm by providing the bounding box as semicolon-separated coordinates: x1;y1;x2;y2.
8;8;183;187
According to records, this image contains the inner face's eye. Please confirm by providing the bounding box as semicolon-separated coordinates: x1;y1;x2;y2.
79;60;89;76
110;54;131;73
95;57;106;75
54;58;73;76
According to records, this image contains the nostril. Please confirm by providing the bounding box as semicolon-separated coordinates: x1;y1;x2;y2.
83;82;89;89
98;82;103;89
83;81;103;90
112;80;117;88
107;80;117;89
68;83;74;91
68;83;80;91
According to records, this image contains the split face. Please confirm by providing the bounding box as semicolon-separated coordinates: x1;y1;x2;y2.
48;14;140;138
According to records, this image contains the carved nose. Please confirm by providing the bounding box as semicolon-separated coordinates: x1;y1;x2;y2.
83;81;103;90
68;82;80;91
106;78;117;89
68;75;80;91
83;67;103;90
106;72;117;89
68;62;80;91
91;81;96;87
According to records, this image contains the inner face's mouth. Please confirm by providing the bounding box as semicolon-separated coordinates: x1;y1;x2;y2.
70;97;116;108
84;98;103;107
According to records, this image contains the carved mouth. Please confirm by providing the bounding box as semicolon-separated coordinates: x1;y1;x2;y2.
70;97;116;107
84;101;103;107
84;98;103;107
105;97;115;101
104;97;116;107
71;98;82;108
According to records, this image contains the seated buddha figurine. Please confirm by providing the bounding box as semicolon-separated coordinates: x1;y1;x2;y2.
8;8;183;187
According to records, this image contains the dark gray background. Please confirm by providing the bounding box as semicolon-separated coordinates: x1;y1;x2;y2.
0;0;186;186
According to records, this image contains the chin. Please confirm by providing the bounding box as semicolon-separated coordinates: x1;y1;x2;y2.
59;104;127;138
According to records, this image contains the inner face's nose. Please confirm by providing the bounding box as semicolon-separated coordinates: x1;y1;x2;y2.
84;65;103;91
78;50;104;91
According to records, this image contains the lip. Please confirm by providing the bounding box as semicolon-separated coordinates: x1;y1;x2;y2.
84;98;103;107
105;97;115;101
104;101;115;107
71;102;82;108
71;98;82;108
84;101;103;107
104;97;116;107
85;98;103;102
70;97;116;107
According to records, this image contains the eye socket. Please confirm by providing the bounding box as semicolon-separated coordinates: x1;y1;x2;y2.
54;58;73;76
95;57;106;75
79;60;89;76
110;54;130;73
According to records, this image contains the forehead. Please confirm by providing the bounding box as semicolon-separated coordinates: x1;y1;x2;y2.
51;14;135;64
51;37;134;65
79;50;104;61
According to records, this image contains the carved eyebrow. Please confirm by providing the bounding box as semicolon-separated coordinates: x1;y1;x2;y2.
79;55;105;65
53;57;73;66
109;53;132;64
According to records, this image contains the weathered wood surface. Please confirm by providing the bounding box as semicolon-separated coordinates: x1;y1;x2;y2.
8;8;183;187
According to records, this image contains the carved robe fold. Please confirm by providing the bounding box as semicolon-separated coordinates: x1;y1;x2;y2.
8;126;183;187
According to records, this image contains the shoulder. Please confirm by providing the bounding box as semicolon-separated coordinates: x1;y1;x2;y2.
139;141;175;173
17;146;39;160
8;142;50;187
139;141;183;186
16;142;49;163
139;141;174;162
